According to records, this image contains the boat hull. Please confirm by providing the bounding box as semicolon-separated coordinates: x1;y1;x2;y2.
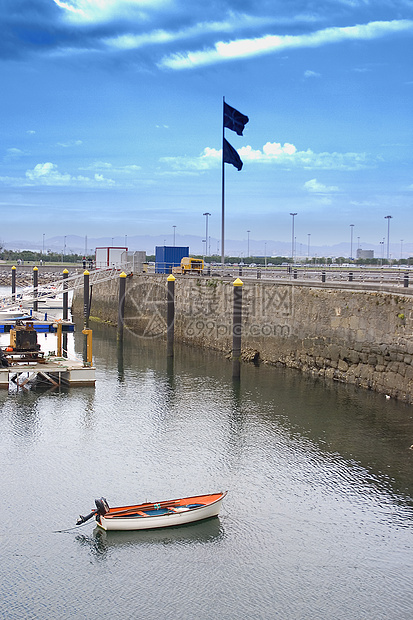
96;492;227;531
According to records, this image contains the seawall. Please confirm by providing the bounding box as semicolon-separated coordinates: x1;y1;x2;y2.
72;274;413;403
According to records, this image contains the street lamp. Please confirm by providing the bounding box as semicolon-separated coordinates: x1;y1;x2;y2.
307;233;311;259
350;224;354;260
290;213;297;262
203;213;211;257
247;230;250;258
173;225;176;246
384;215;392;260
42;233;45;255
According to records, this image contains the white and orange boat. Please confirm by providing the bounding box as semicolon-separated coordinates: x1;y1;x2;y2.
76;492;227;531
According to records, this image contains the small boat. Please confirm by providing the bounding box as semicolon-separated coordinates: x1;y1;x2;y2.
0;307;30;321
76;491;227;531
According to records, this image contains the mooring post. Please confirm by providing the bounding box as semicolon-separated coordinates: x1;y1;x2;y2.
33;266;38;312
232;277;243;380
56;321;63;357
62;269;69;321
167;274;175;358
117;271;127;343
83;270;90;365
11;265;16;302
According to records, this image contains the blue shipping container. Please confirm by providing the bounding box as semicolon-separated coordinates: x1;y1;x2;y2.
155;246;189;273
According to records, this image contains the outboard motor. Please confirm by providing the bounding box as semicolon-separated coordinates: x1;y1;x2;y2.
76;497;110;525
95;497;110;516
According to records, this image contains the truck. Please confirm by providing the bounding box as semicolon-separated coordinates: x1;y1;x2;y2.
172;257;204;275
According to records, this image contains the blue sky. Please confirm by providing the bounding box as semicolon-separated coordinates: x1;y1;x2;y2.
1;0;412;256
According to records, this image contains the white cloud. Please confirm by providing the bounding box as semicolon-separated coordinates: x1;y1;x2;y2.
24;162;115;186
159;19;413;69
79;161;142;174
57;139;83;147
304;178;340;193
161;142;371;172
53;0;166;23
304;70;321;78
4;148;25;161
104;14;313;51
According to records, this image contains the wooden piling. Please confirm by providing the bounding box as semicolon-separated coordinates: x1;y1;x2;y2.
117;271;127;343
11;265;16;302
62;269;69;321
232;278;243;379
33;267;38;312
83;270;90;365
167;274;175;358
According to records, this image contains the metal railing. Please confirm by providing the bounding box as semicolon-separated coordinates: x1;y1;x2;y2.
0;262;134;309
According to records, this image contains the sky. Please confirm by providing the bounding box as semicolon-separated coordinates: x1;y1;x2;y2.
0;0;412;257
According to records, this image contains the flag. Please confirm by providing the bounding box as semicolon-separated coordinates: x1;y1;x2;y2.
224;102;249;136
223;138;243;171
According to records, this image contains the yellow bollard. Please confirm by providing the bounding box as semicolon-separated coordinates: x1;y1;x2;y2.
82;329;93;365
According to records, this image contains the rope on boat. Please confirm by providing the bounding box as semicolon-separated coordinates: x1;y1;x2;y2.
53;520;94;534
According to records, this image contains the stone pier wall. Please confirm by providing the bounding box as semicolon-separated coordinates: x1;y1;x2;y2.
72;274;413;403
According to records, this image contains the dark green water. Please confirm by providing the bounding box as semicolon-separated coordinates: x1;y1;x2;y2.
1;320;412;619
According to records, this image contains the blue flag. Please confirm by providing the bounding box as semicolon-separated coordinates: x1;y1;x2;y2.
224;102;249;136
224;138;243;171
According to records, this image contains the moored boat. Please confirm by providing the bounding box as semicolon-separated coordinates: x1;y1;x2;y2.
76;492;227;531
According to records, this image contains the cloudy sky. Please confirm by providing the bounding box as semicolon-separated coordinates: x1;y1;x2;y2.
1;0;412;254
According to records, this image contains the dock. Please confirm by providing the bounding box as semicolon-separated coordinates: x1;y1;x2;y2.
0;318;75;333
0;356;95;389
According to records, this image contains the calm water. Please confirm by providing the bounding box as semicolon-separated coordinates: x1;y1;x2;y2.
1;317;413;619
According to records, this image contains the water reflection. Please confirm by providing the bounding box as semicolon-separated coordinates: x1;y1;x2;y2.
75;516;224;559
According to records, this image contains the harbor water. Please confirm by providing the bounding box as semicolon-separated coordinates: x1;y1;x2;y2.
1;315;413;619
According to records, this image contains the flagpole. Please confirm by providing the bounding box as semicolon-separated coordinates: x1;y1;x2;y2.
221;96;225;267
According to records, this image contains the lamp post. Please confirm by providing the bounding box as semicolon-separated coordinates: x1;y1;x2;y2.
42;233;45;255
384;215;392;260
307;233;311;260
401;239;404;261
380;238;384;266
350;224;354;260
173;225;176;247
247;230;250;258
290;213;297;262
203;213;211;256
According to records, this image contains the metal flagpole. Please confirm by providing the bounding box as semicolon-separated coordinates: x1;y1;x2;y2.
221;96;225;267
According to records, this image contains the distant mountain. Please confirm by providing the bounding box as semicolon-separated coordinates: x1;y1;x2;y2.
2;235;411;260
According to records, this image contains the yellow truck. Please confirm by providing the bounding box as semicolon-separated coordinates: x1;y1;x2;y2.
172;257;204;274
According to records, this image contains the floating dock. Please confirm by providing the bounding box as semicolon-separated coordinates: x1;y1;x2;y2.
0;356;95;389
0;319;75;333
